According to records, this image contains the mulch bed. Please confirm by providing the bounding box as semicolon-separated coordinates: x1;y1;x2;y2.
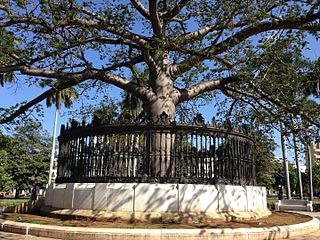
2;212;312;229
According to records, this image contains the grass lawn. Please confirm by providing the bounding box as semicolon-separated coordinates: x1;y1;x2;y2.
0;198;29;207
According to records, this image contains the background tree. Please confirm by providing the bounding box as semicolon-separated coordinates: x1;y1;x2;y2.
273;161;300;197
288;163;299;195
93;97;119;123
7;119;51;198
255;132;277;190
312;162;320;196
302;162;320;197
0;132;13;192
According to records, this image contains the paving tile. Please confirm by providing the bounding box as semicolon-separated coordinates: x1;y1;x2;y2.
0;231;58;240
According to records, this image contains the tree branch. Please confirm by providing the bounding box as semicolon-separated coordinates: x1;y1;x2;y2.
56;3;151;46
130;0;150;19
225;86;320;128
177;76;239;103
149;0;162;36
0;15;150;48
0;17;54;30
0;4;11;14
68;18;150;47
16;37;138;68
177;13;264;42
163;0;190;19
0;64;156;123
0;65;91;81
102;55;145;71
166;43;235;68
170;11;320;76
213;12;320;56
95;71;156;103
0;71;93;124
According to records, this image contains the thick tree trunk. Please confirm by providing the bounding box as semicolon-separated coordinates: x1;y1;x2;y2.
144;73;177;177
146;98;176;121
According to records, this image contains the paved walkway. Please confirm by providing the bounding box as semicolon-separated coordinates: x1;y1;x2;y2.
280;211;320;240
1;230;319;240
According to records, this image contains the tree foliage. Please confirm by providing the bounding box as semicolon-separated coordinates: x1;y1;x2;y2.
255;132;277;190
44;80;79;110
0;0;318;134
301;162;320;196
273;161;302;196
5;119;51;195
0;133;14;192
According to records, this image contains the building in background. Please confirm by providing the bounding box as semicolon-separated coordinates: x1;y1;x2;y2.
310;142;320;163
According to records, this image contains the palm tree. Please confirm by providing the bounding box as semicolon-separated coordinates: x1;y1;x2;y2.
119;68;146;120
46;84;78;186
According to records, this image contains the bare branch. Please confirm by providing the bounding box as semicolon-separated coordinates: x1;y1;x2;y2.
225;86;320;128
130;0;150;19
0;64;91;81
220;88;272;123
213;13;320;55
149;0;162;35
177;15;260;42
79;7;111;22
163;0;190;19
102;55;145;71
54;3;150;46
0;63;156;124
177;76;239;103
170;11;320;76
67;18;150;48
0;17;54;30
0;4;11;13
26;37;140;68
95;71;156;103
166;43;235;68
0;16;149;48
178;24;219;42
0;71;92;124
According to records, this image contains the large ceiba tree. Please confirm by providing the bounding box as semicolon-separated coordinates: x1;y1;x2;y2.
0;0;319;129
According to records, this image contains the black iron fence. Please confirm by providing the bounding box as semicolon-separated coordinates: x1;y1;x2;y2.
56;115;255;185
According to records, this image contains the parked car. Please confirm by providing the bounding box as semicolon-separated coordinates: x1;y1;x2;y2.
0;191;9;198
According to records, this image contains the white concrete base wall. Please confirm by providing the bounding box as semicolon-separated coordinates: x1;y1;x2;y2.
45;183;267;214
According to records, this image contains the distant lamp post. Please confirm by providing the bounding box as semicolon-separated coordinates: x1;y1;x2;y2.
280;123;291;199
306;144;313;201
293;132;303;200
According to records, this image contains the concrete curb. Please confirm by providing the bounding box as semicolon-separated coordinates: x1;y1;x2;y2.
0;217;319;240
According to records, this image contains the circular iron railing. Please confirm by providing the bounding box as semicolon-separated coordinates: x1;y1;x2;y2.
56;115;255;185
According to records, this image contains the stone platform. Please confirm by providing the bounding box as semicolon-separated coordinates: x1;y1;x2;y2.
45;183;269;221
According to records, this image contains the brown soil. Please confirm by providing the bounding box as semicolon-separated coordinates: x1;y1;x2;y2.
2;212;312;229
